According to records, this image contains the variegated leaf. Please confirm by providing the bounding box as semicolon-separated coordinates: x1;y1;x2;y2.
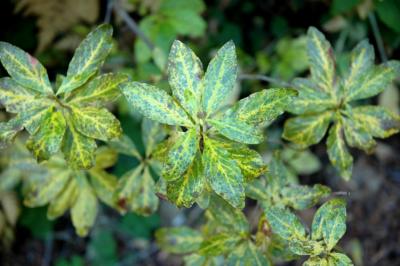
68;73;128;106
218;140;267;181
0;77;43;113
203;137;245;209
303;257;328;266
281;184;331;211
198;233;241;256
203;41;237;116
47;178;78;220
62;122;97;169
70;106;121;141
264;206;306;240
162;128;198;181
114;165;158;215
351;106;400;138
227;241;270;266
0;117;24;148
283;111;332;148
327;122;353;180
345;64;395;102
156;226;203;254
71;173;98;237
142;118;167;157
342;115;376;153
307;27;335;93
343;40;375;99
121;82;192;126
207;194;249;233
311;198;347;251
89;170;118;207
26;107;66;161
0;42;53;94
166;153;204;208
328;252;354;266
109;135;142;160
288;78;336;115
224;88;297;126
57;24;113;95
168;40;203;117
23;166;70;207
208;118;263;144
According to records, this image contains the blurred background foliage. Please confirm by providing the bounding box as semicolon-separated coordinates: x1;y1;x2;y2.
0;0;399;265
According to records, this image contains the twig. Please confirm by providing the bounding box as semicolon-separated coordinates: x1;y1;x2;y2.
113;1;155;51
104;0;114;23
239;74;292;87
368;12;387;62
42;234;53;266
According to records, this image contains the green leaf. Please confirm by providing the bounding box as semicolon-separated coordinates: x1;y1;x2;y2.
281;184;331;210
70;106;122;141
0;117;24;148
199;233;241;256
283;111;332;147
0;42;52;94
203;137;245;209
62;122;97;169
375;0;400;33
109;135;141;160
342;115;376;153
121;82;192;126
0;77;45;113
47;178;78;220
23;167;70;207
208;118;263;144
224;88;297;126
168;40;203;117
307;27;335;93
26;107;66;161
265;151;292;191
162;128;198;181
69;73;128;107
328;252;354;266
207;194;249;233
114;165;158;215
166;153;204;208
246;179;269;202
288;78;336;115
311;198;347;251
71;173;98;237
343;40;374;99
351;106;400;138
345;64;395;102
155;226;203;254
89;170;118;207
227;241;270;266
264;206;306;240
142;118;167;157
202;41;237;116
57;24;113;95
327;122;353;180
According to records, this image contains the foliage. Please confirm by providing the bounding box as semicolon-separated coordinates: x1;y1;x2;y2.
0;24;126;170
283;27;400;180
1;2;400;263
122;40;296;209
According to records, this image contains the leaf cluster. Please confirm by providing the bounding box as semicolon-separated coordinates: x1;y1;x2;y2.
0;24;127;169
283;27;400;179
122;39;296;209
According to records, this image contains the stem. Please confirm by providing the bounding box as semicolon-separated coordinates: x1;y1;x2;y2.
239;74;292;87
104;0;114;23
113;1;155;51
368;12;387;62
